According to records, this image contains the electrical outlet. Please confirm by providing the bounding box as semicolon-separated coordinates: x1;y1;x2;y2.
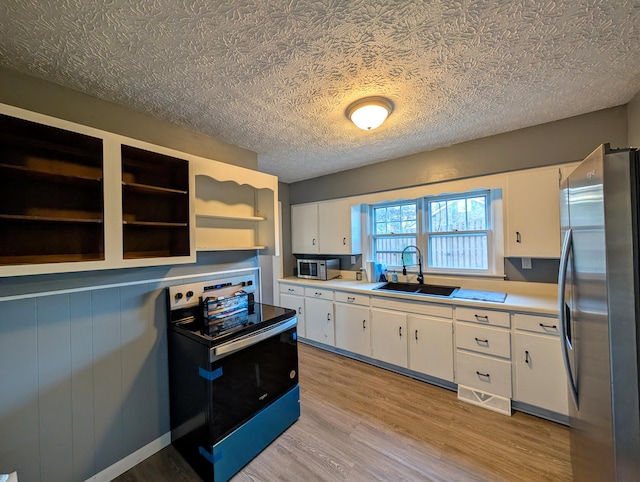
521;257;532;269
350;255;356;264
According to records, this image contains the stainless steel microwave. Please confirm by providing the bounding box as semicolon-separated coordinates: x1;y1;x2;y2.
297;258;340;280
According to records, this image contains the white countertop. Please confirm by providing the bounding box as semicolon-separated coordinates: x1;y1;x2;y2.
278;276;558;316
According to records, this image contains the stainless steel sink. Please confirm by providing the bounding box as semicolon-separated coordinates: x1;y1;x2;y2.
374;282;459;297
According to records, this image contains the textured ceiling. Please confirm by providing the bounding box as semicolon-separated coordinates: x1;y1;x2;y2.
1;1;639;183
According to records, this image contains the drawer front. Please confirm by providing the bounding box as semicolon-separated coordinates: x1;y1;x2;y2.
456;350;512;398
513;313;560;336
371;296;453;319
304;287;334;301
335;291;370;306
455;306;510;328
280;283;304;296
456;323;511;359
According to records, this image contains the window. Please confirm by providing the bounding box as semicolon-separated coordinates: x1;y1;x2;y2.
372;202;417;267
426;193;489;271
370;190;493;274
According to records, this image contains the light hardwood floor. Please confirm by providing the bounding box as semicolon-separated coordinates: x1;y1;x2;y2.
116;343;572;481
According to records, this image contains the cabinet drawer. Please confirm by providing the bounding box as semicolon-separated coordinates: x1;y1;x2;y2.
304;287;334;301
456;323;511;359
513;313;560;336
280;284;304;296
335;291;370;306
455;307;510;328
456;350;512;398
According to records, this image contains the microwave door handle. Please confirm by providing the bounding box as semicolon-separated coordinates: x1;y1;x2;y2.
209;317;297;362
558;228;578;408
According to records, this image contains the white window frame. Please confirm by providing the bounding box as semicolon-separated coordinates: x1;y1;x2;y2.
370;201;419;269
369;189;503;277
424;190;492;275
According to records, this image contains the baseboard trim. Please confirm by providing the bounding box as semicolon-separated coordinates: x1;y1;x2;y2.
84;432;171;482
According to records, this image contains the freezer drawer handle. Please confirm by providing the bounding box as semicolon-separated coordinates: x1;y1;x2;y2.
476;371;490;378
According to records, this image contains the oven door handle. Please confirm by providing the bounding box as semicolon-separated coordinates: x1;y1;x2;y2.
210;317;297;362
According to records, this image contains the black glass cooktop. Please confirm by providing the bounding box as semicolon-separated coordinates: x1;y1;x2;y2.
170;302;296;347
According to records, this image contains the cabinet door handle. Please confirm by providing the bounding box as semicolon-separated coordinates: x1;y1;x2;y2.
347;296;355;302
327;313;331;321
399;326;402;338
312;238;316;245
415;329;418;341
288;288;294;292
315;292;322;297
516;231;522;243
343;237;346;245
474;337;489;344
474;314;489;322
362;319;366;330
476;371;490;378
525;350;531;365
539;322;557;329
298;307;302;315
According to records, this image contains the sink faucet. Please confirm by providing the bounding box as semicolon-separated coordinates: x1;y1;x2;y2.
400;245;424;284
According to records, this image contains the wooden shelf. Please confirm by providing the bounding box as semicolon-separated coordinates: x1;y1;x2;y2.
122;181;187;195
0;162;102;183
0;213;103;224
0;253;104;265
195;213;266;222
123;220;188;227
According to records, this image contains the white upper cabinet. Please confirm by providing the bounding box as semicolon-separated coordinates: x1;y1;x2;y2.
506;167;561;258
291;203;320;254
291;199;361;255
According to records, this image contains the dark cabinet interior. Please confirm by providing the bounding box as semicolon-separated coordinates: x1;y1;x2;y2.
121;145;190;259
0;113;104;265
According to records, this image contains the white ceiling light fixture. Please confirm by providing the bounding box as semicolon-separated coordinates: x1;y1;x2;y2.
346;96;394;131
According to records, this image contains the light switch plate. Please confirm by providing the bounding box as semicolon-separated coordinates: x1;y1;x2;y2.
521;257;532;269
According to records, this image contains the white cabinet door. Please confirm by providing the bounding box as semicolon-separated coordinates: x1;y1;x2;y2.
335;303;371;356
304;297;334;345
371;308;407;367
407;315;454;382
506;167;561;257
291;204;319;254
318;199;361;255
279;293;306;338
514;331;568;415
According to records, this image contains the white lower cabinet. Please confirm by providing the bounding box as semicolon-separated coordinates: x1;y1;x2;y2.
513;313;568;415
407;315;454;382
456;351;512;398
335;303;371;356
371;308;408;367
304;296;335;345
279;292;306;338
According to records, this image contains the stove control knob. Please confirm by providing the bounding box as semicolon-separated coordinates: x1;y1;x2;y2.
186;291;194;298
175;293;183;300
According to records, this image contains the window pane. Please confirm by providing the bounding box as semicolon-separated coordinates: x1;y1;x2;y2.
428;233;488;270
374;203;417;236
428;195;487;232
375;236;417;266
467;196;487;229
429;200;447;232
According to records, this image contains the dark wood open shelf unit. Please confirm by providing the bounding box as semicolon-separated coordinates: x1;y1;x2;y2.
121;145;190;259
0;113;105;266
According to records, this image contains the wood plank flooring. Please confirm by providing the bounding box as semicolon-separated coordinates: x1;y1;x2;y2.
115;343;572;481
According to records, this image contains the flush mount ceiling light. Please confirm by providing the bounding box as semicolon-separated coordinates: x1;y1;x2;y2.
346;96;394;131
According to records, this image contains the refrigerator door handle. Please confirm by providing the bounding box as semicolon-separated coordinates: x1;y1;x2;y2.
558;228;578;408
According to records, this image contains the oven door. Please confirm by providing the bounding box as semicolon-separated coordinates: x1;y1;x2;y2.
205;317;298;443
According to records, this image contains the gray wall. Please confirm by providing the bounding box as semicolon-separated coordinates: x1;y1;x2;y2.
289;105;628;204
629;92;640;147
0;69;263;481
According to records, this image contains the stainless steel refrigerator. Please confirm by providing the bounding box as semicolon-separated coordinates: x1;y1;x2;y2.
558;144;640;481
